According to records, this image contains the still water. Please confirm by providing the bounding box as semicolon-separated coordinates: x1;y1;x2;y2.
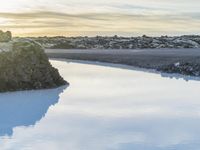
0;60;200;150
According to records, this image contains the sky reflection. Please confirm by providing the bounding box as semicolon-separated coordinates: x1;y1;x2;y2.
1;60;200;150
0;86;66;137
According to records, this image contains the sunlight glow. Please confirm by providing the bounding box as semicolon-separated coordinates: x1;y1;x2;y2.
0;0;199;36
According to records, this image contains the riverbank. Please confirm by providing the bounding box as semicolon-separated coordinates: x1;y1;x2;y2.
45;48;200;77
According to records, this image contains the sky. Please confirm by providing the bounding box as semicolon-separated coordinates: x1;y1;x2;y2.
0;0;200;37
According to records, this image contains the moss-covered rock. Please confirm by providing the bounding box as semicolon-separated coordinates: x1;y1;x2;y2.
0;30;12;42
0;38;68;92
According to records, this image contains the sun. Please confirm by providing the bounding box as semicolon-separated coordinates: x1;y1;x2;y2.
0;0;27;12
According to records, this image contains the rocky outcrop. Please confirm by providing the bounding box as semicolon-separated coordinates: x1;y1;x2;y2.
158;62;200;77
0;37;68;92
31;35;200;49
0;30;12;42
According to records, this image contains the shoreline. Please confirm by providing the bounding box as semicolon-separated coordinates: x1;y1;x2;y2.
46;48;200;79
50;58;200;82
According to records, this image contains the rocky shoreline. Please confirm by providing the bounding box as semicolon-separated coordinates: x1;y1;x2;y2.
24;35;200;78
0;31;68;92
46;49;200;78
31;35;200;49
158;62;200;77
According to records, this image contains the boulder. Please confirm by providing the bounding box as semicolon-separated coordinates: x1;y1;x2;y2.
0;30;12;42
0;38;68;92
158;62;200;76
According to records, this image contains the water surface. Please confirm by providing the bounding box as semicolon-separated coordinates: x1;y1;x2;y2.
0;60;200;150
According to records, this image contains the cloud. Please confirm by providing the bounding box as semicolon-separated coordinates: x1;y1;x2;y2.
0;10;200;36
0;11;200;21
0;0;200;36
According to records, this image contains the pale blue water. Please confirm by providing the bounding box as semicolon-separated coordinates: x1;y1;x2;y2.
0;60;200;150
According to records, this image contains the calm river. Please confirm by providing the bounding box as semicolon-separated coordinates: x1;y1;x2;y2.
0;60;200;150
